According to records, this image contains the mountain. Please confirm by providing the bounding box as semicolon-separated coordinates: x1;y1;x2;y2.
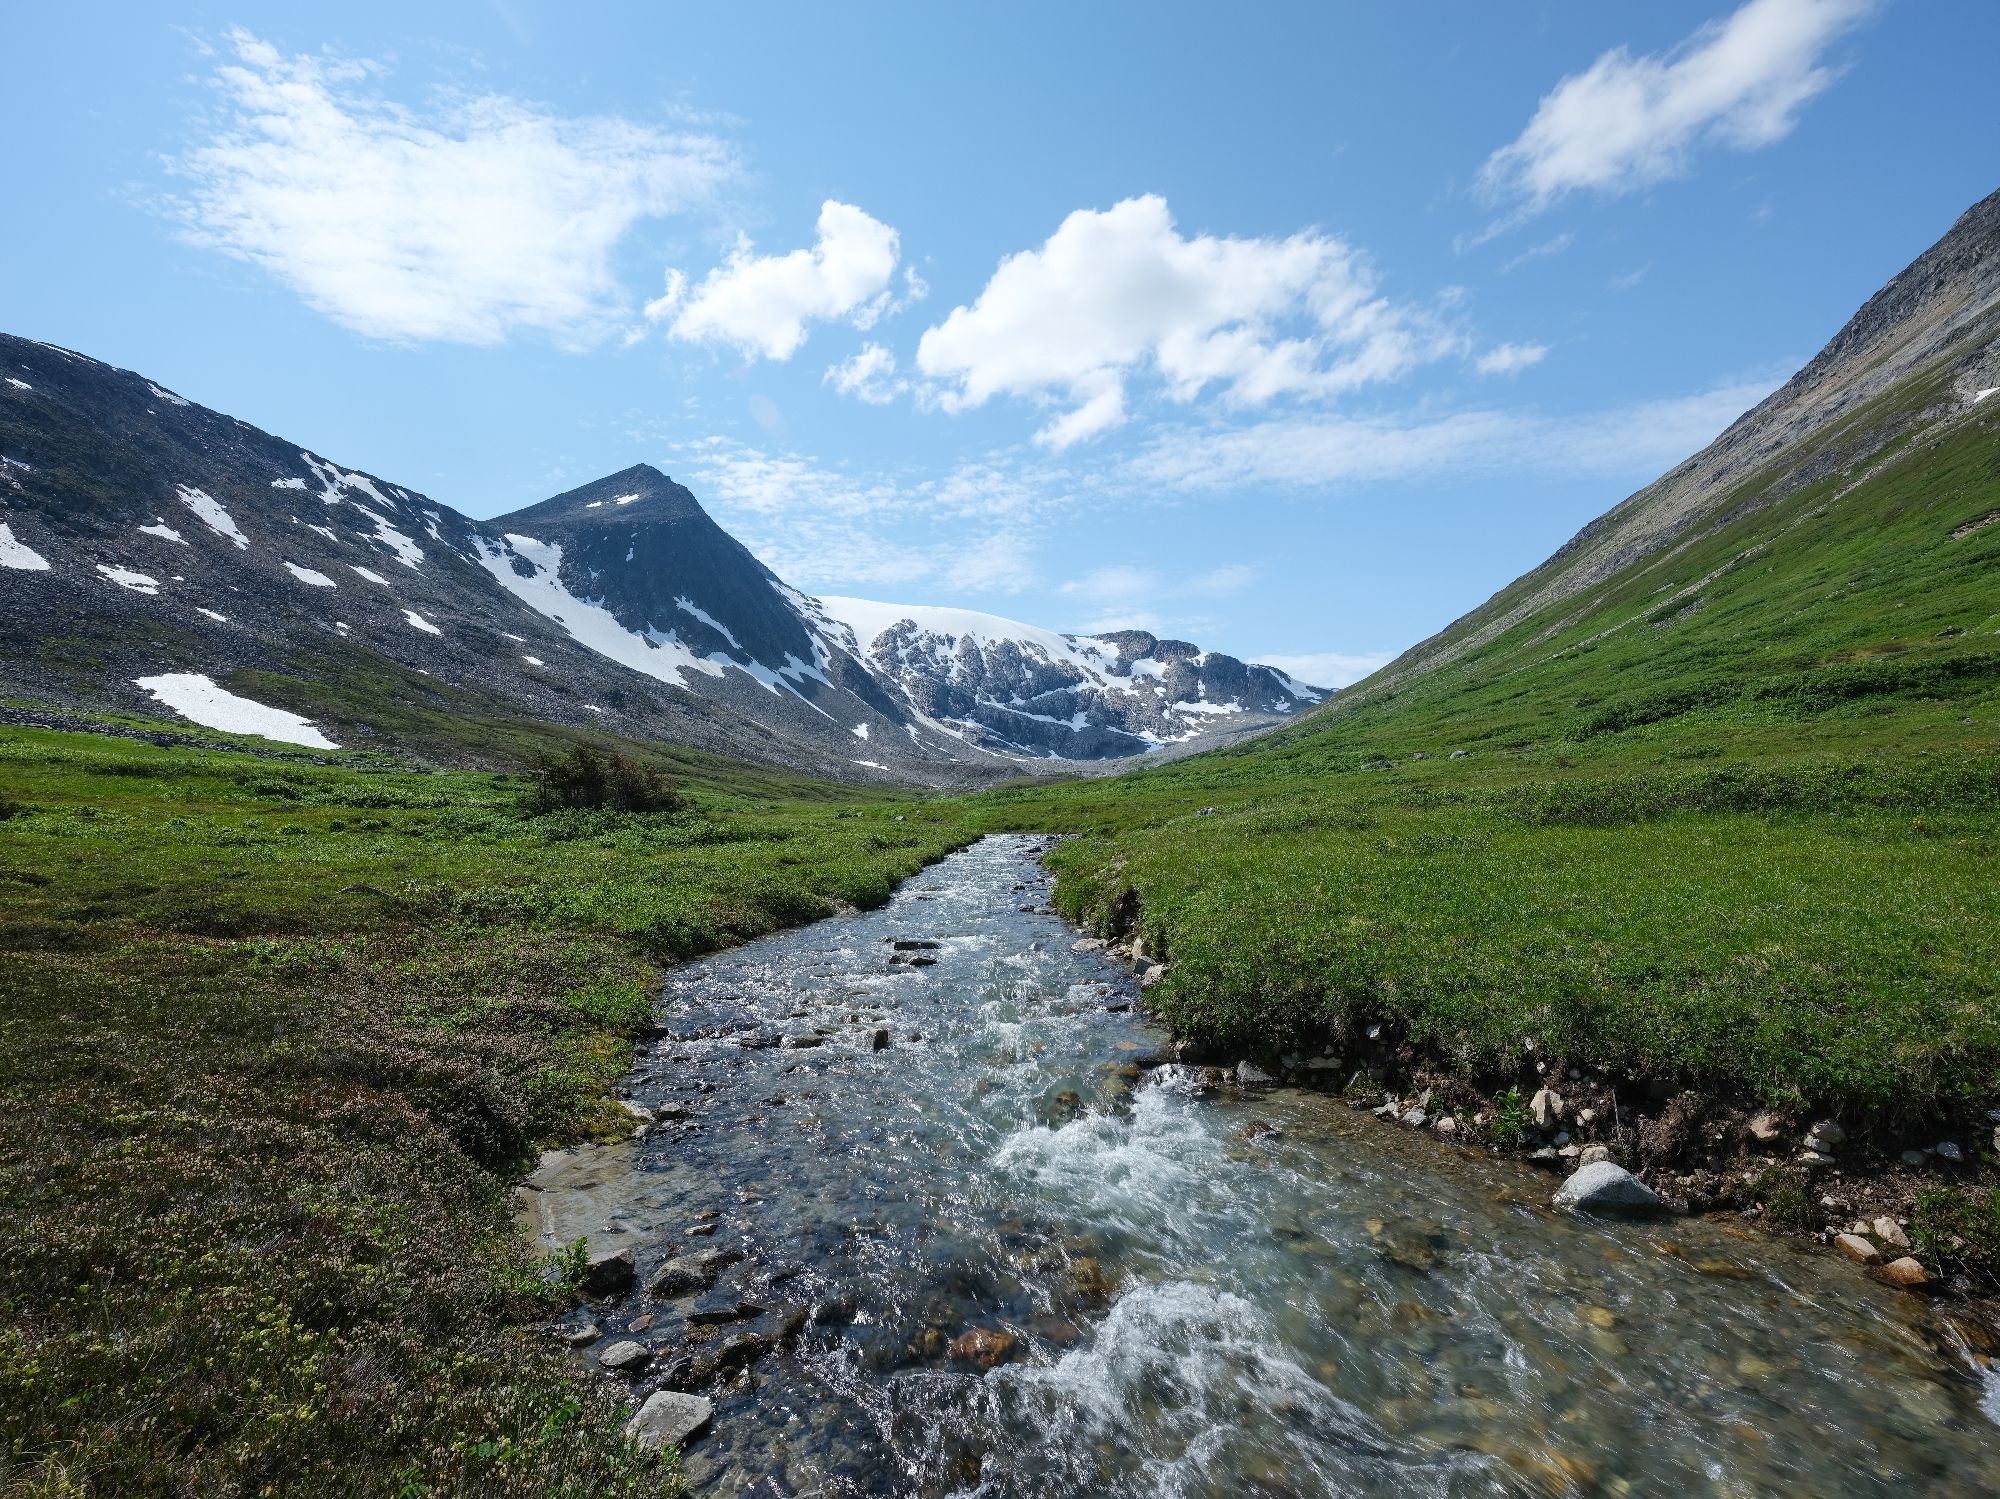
0;338;1322;779
1345;185;2000;710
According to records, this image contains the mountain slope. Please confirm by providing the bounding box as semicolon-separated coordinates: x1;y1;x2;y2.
1352;184;2000;707
969;184;2000;1151
0;336;1321;777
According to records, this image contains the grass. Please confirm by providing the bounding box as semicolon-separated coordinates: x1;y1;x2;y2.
960;356;2000;1137
0;727;977;1495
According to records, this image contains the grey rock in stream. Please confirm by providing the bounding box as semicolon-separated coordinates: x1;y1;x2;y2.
647;1247;741;1297
598;1339;651;1372
584;1246;636;1296
1552;1161;1664;1217
626;1390;714;1452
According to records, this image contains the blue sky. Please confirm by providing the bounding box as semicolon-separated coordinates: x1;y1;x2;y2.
4;1;1995;684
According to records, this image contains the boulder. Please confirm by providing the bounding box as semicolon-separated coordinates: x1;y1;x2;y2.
1936;1140;1963;1163
891;939;940;950
1530;1088;1563;1129
1552;1161;1664;1217
870;1026;891;1051
781;1031;822;1048
646;1247;740;1298
1400;1108;1428;1129
1140;965;1168;989
1746;1110;1785;1144
1434;1116;1458;1138
1833;1234;1882;1265
1803;1119;1845;1153
583;1246;636;1297
1071;938;1105;953
1874;1257;1933;1290
626;1390;713;1453
1236;1060;1277;1086
598;1339;650;1372
1901;1150;1927;1167
1873;1216;1911;1249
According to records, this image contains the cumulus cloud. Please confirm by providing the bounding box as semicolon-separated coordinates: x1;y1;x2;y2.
1253;651;1393;689
824;342;903;403
170;29;735;344
651;200;901;360
1481;0;1874;216
915;194;1460;449
1124;373;1784;493
1475;342;1549;376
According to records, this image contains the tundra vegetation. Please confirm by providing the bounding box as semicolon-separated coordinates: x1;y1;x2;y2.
3;362;1996;1495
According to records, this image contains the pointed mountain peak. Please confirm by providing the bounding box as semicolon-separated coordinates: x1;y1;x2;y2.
491;462;708;530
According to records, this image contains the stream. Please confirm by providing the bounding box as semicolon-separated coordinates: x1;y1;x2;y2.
522;835;2000;1497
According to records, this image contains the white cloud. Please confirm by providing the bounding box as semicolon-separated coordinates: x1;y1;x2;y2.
171;30;735;344
824;342;902;403
1481;0;1874;216
1125;373;1784;493
1056;559;1256;634
915;194;1460;449
1254;651;1393;689
651;200;900;360
1498;232;1574;272
1475;342;1549;376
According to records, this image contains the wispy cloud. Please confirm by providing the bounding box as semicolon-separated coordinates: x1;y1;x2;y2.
1123;372;1785;493
1253;651;1394;689
912;194;1464;448
170;29;736;345
1475;342;1549;377
1498;232;1575;273
1479;0;1874;222
648;200;910;361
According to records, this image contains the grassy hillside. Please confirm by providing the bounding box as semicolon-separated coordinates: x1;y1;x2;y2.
970;361;2000;1130
0;726;976;1496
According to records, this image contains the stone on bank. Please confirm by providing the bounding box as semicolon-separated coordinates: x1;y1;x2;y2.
1552;1160;1665;1217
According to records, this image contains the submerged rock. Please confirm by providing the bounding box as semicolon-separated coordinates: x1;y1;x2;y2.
598;1338;650;1372
949;1326;1017;1368
584;1246;636;1296
1552;1161;1664;1217
626;1390;714;1452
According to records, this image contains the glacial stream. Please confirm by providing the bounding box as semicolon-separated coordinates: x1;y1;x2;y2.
523;835;2000;1497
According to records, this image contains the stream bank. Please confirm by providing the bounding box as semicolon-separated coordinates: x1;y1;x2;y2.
523;834;2000;1497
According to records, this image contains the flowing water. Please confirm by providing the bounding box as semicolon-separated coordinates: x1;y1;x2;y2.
531;835;2000;1497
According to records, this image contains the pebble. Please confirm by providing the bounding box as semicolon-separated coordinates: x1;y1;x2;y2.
1902;1150;1927;1167
1935;1141;1963;1163
1579;1144;1611;1167
1746;1111;1785;1144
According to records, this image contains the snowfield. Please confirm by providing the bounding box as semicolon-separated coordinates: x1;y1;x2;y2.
0;521;51;570
135;672;339;748
176;485;250;549
96;564;160;594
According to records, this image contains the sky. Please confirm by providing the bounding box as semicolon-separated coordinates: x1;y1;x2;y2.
4;1;1996;686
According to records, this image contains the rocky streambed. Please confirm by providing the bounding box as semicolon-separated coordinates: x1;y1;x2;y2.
519;835;2000;1496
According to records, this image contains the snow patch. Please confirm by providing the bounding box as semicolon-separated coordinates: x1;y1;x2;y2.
283;562;337;588
139;518;188;544
402;608;443;636
270;477;308;491
176;485;250;549
96;564;160;594
1975;387;1999;405
0;522;52;570
4;378;30;392
145;382;190;407
135;673;338;748
522;655;545;667
852;760;888;770
612;493;640;505
675;595;742;647
350;565;389;585
196;607;228;623
851;723;870;740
